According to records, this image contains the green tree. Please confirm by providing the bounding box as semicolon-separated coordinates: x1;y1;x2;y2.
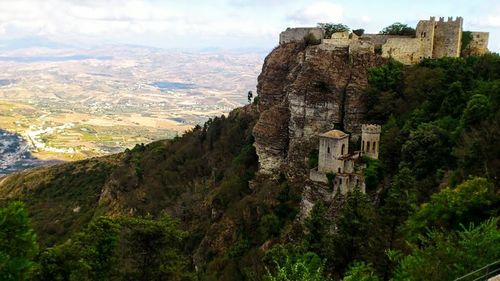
379;168;417;278
342;262;380;281
0;202;38;281
34;244;77;281
455;112;500;182
265;252;327;281
461;94;492;128
439;81;467;118
317;23;349;38
328;189;379;277
352;29;365;36
119;215;194;281
404;177;498;242
368;59;404;92
34;217;120;281
380;23;416;36
304;202;331;256
401;123;452;180
392;219;500;281
73;217;120;280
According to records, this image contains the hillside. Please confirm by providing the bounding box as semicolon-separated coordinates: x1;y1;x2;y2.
1;40;500;281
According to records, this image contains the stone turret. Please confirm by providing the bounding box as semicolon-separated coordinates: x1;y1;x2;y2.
361;124;381;159
318;130;349;174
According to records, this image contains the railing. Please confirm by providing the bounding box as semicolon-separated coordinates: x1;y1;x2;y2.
454;260;500;281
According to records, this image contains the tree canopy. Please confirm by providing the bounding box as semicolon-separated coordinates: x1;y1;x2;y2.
318;23;350;39
380;23;416;36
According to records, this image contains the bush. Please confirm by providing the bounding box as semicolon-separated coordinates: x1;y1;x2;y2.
0;202;38;281
253;95;260;105
380;23;415;36
318;23;350;39
308;149;319;168
352;29;365;36
304;33;321;46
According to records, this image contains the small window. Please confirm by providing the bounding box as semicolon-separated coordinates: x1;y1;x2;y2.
338;168;341;173
341;144;345;155
373;141;376;152
327;146;330;153
367;141;370;152
356;179;359;186
339;178;343;185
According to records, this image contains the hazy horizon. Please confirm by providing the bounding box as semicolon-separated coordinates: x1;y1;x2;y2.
0;0;498;52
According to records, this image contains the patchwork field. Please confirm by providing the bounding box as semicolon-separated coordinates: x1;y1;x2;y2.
0;46;264;164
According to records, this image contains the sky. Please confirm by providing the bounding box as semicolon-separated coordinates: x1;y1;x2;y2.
0;0;499;52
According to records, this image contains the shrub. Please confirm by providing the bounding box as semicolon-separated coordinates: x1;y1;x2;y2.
304;33;321;46
352;29;365;36
380;23;415;36
308;149;319;168
318;23;350;39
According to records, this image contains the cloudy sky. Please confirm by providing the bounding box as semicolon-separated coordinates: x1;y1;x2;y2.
0;0;498;52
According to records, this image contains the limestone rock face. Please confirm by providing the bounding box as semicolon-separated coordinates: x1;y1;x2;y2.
253;42;385;178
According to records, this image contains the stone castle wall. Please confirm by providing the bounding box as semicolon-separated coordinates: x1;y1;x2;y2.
382;37;422;65
279;27;324;44
466;32;489;55
433;17;463;58
279;17;488;65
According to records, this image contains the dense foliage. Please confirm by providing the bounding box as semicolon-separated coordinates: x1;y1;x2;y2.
266;54;500;281
0;202;38;281
317;23;350;39
379;23;416;36
1;53;500;281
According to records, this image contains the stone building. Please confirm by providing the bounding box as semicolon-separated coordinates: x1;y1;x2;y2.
310;124;381;195
279;17;490;65
279;27;324;44
463;32;490;56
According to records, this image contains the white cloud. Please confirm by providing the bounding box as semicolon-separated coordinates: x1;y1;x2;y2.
287;1;344;25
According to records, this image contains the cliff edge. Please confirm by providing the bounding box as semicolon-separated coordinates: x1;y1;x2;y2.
253;42;386;178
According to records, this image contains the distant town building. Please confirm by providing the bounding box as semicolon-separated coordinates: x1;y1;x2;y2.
279;17;489;65
310;124;381;195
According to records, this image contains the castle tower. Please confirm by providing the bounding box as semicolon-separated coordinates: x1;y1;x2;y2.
318;130;349;174
433;16;463;58
361;124;381;159
416;17;437;59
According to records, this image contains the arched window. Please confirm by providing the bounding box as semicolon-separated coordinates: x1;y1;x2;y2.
373;141;376;152
327;146;330;153
366;141;370;152
339;178;342;185
341;144;345;155
338;167;341;173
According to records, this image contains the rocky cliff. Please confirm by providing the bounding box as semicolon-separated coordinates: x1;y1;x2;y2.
253;42;386;178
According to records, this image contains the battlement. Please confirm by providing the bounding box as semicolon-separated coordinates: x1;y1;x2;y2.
361;124;381;134
279;17;489;65
279;27;324;44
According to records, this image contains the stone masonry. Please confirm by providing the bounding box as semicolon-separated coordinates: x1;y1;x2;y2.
279;17;490;65
309;124;381;195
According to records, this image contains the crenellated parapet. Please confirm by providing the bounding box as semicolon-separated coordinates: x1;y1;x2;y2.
361;124;381;134
279;17;489;65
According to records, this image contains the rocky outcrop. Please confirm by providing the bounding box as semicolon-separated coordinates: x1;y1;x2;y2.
253;42;386;178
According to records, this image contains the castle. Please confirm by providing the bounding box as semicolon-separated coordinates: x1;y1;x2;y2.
309;124;381;194
279;17;489;65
